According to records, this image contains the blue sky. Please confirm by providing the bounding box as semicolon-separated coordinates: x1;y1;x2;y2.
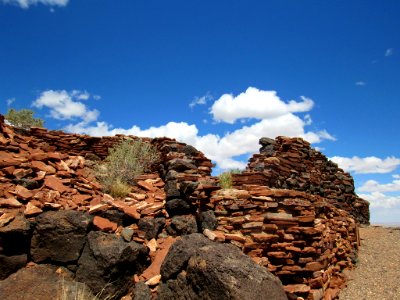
1;0;399;223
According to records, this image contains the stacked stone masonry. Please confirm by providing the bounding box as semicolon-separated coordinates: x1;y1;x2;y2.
0;115;368;299
233;137;369;224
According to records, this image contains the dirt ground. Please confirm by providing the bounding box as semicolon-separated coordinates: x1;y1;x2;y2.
338;226;400;299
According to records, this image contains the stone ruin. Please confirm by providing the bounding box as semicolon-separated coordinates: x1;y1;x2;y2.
0;114;369;300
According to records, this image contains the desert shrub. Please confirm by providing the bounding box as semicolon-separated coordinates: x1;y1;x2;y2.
218;169;242;189
95;139;159;197
5;108;44;130
108;178;132;198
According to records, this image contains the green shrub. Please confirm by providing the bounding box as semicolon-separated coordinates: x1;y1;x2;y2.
95;139;159;197
218;169;242;189
5;108;44;130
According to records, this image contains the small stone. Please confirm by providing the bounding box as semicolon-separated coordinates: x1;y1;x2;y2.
0;213;15;227
24;202;43;217
72;194;92;205
283;284;311;294
130;193;146;201
123;206;141;219
12;168;32;179
93;216;118;232
31;161;56;174
43;202;62;210
14;185;33;200
137;181;155;192
145;274;161;286
203;229;216;241
0;197;23;208
146;238;157;252
89;204;109;214
121;227;134;242
44;176;70;194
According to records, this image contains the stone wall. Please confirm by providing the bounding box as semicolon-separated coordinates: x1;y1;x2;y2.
0;115;367;299
233;137;370;224
203;186;359;300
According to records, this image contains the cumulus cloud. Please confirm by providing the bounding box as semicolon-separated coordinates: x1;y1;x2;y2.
385;48;394;57
359;175;400;193
64;105;334;170
32;90;99;124
210;87;314;124
359;192;400;209
2;0;68;8
36;86;333;170
355;81;366;86
358;174;400;211
331;156;400;174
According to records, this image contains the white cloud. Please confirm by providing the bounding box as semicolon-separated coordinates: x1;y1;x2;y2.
32;90;99;124
2;0;68;8
359;192;400;209
210;87;314;124
359;175;400;193
64;103;334;170
331;156;400;174
355;81;366;86
385;48;394;57
6;98;15;106
189;93;213;109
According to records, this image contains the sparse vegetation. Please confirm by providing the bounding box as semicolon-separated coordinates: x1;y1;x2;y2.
95;139;159;197
218;169;242;189
5;108;44;130
58;278;96;300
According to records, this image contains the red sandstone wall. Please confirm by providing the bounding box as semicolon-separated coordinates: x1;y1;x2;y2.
233;136;370;224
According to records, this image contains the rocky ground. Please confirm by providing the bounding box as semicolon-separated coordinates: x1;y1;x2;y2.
339;226;400;299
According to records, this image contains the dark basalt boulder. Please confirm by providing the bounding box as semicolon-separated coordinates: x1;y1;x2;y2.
0;214;31;279
166;215;198;237
0;264;94;300
159;234;287;300
138;217;166;240
75;231;148;299
30;210;92;264
198;210;218;231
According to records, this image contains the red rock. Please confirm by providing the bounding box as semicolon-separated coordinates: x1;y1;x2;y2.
12;168;32;179
44;176;70;194
145;274;161;286
31;161;56;174
72;194;92;205
305;261;325;271
29;151;48;161
250;233;279;243
0;197;23;208
93;216;117;232
0;212;16;227
137;180;155;192
140;236;177;281
2;166;15;176
0;153;27;167
89;204;109;214
123;206;141;219
284;284;311;294
224;233;247;243
24;202;43;217
14;185;34;200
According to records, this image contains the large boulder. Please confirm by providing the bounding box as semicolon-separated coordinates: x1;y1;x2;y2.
158;234;287;300
30;210;92;264
166;215;198;236
0;264;94;300
75;231;148;299
0;214;31;279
